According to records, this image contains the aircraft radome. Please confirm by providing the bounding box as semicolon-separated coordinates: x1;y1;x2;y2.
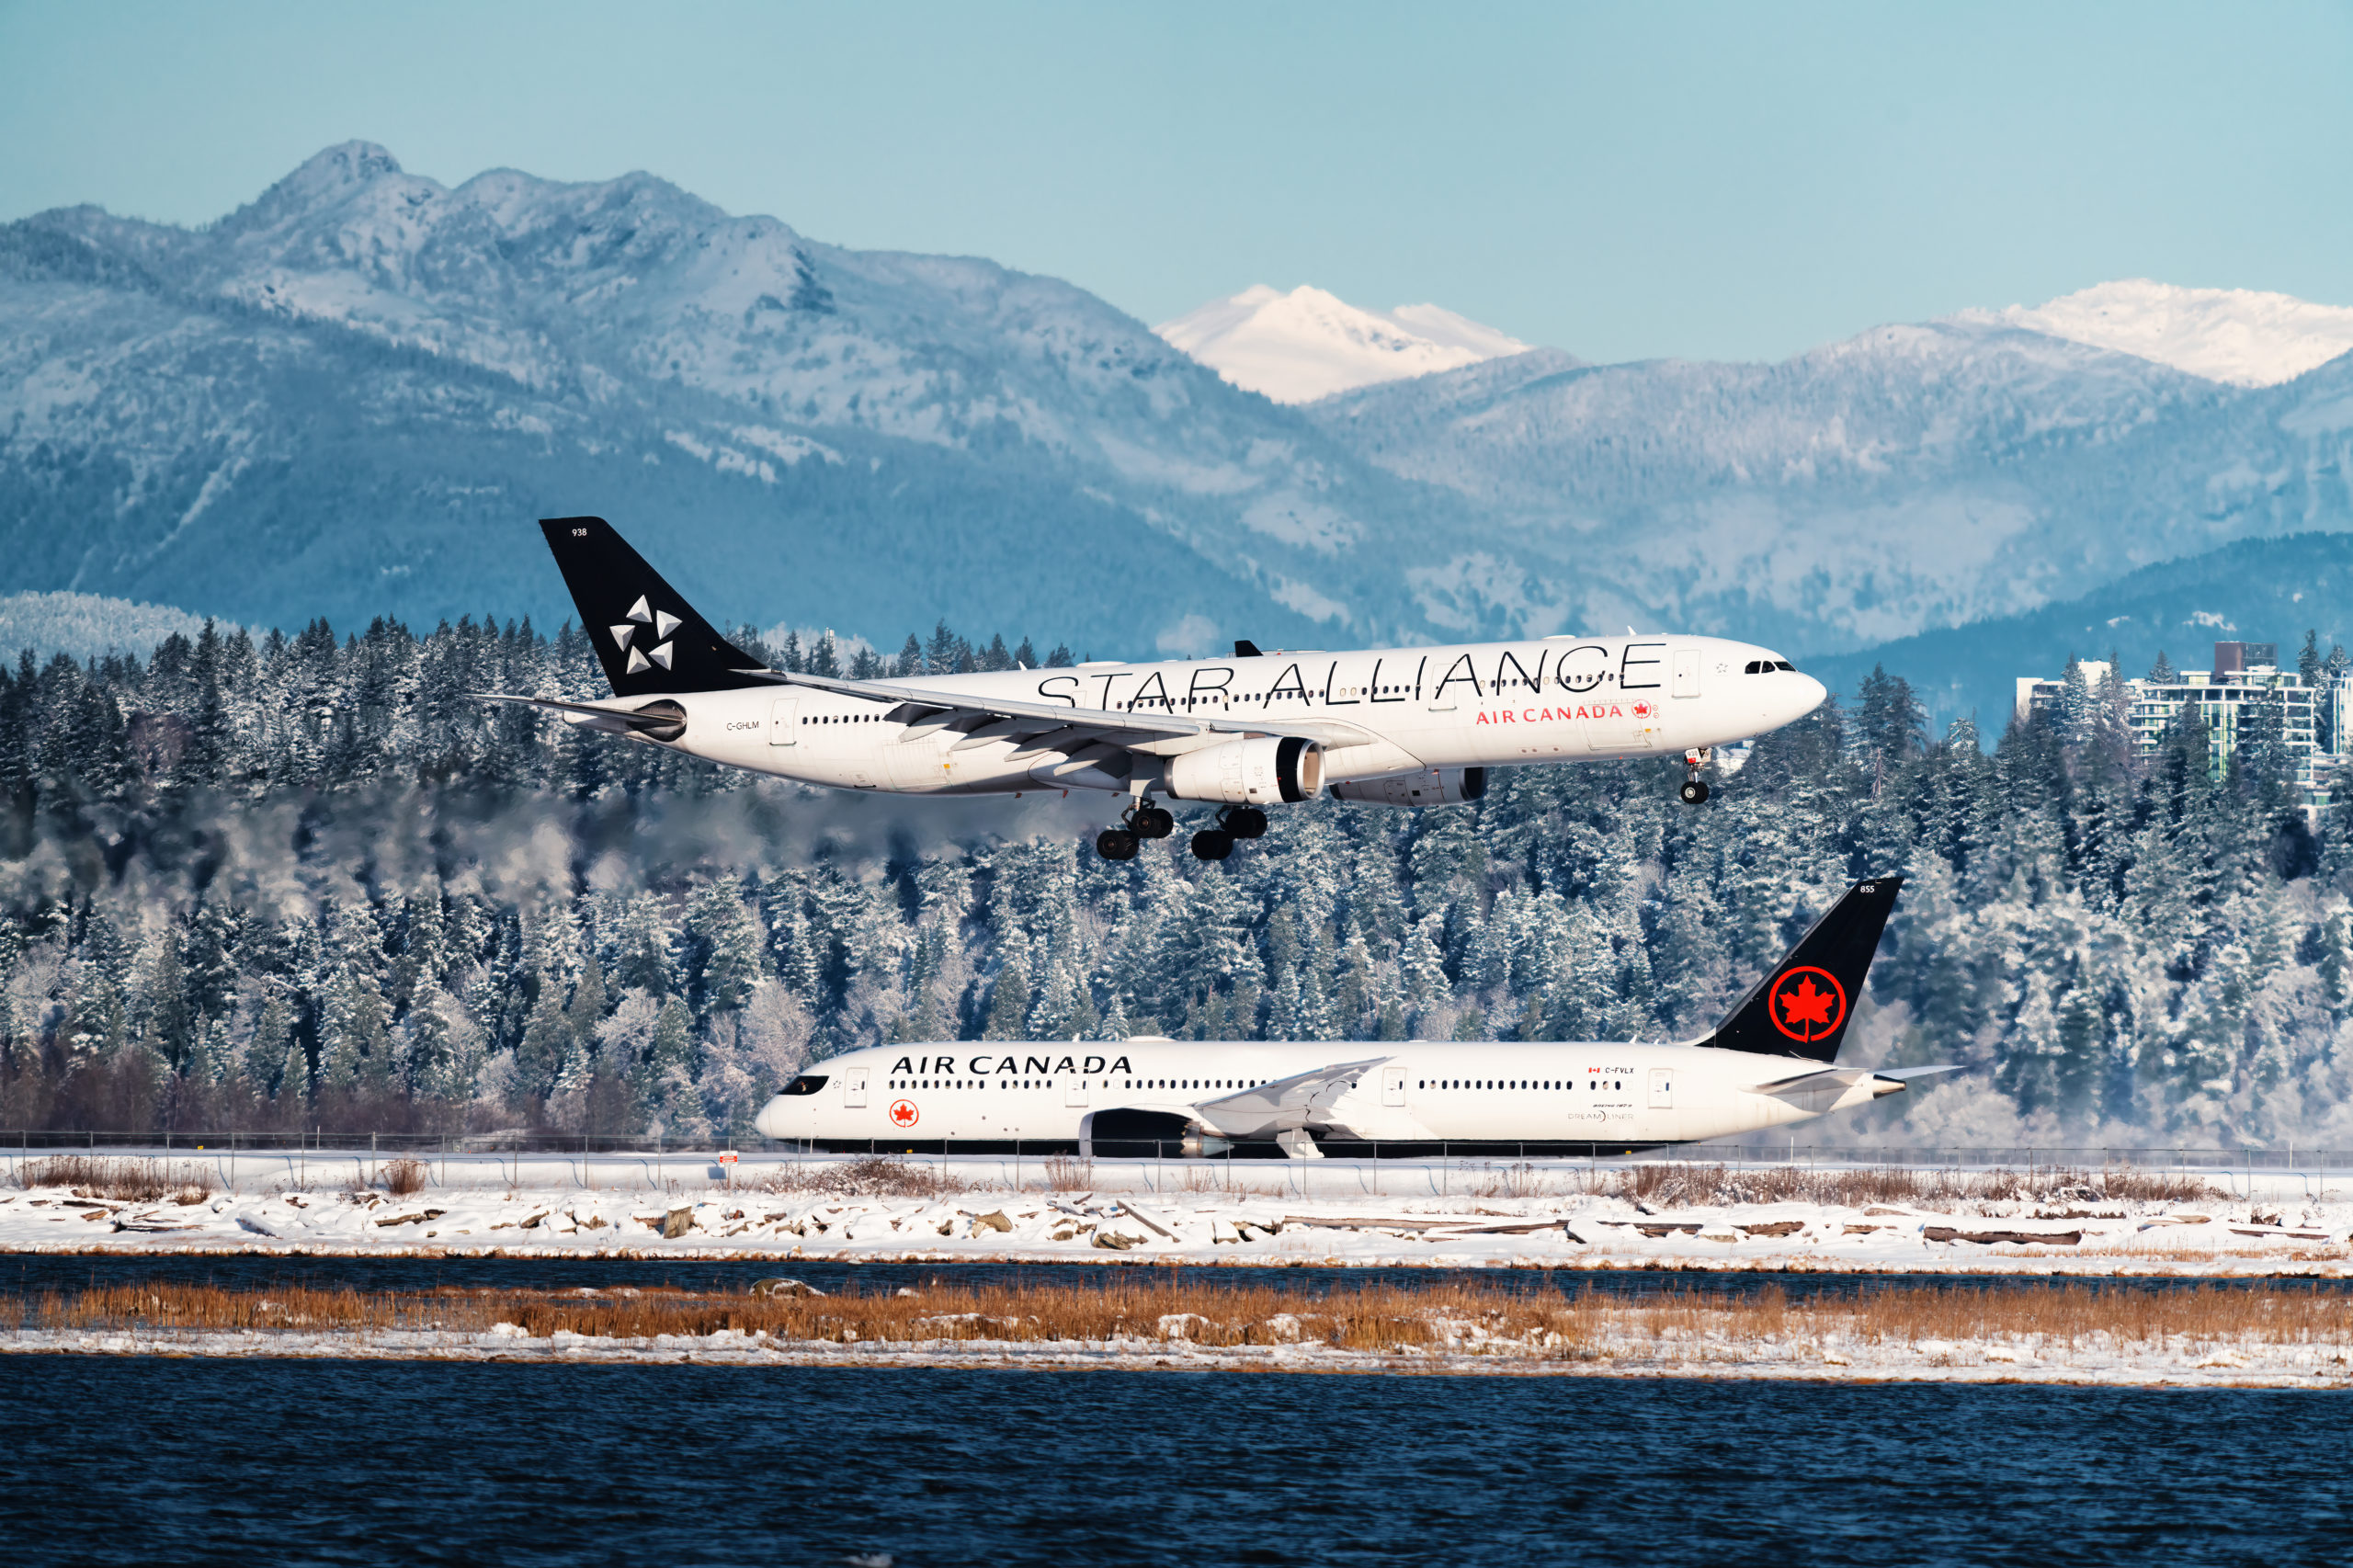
484;517;1829;860
755;879;1956;1158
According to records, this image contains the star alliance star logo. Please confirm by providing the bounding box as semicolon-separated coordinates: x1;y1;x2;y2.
608;594;681;676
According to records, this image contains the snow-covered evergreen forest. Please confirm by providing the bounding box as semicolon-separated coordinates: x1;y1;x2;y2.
2;614;2350;1148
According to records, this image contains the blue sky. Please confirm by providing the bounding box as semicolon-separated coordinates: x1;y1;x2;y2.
3;0;2347;363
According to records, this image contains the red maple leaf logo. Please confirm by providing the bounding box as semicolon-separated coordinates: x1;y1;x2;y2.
1768;967;1847;1042
889;1099;919;1127
1631;701;1654;718
1779;978;1833;1028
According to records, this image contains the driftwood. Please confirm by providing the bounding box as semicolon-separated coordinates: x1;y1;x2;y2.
1924;1226;2083;1246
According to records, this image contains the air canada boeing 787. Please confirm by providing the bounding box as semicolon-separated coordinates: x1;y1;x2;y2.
487;517;1828;859
755;879;1958;1158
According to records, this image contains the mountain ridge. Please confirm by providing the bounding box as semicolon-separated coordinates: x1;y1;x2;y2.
1805;530;2353;733
7;142;2353;665
0;142;1481;653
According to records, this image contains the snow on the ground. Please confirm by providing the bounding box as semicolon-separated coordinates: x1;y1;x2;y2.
11;1316;2350;1388
1965;278;2353;387
6;1179;2347;1276
1154;285;1530;403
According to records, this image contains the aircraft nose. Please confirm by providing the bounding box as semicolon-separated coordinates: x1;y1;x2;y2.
753;1096;786;1139
1792;672;1828;718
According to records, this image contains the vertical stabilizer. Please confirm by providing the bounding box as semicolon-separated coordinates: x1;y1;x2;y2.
537;517;765;698
1703;878;1903;1062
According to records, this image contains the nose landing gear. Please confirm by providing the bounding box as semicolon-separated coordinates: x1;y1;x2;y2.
1678;748;1712;806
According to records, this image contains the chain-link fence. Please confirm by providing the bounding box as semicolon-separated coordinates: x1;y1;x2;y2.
3;1131;2347;1171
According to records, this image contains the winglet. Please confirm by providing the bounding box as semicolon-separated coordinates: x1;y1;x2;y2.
1234;639;1264;658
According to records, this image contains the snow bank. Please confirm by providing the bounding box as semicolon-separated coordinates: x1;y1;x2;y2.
5;1170;2347;1277
10;1314;2349;1388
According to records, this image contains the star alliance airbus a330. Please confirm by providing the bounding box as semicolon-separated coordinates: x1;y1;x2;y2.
488;517;1828;858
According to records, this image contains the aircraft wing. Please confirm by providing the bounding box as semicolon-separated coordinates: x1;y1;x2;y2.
1191;1056;1391;1139
740;667;1380;751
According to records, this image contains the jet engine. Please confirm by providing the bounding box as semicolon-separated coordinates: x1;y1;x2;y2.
1165;735;1322;804
1327;767;1486;808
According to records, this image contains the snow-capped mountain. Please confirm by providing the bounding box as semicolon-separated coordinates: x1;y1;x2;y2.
0;143;1475;650
1962;278;2353;388
1307;312;2353;654
6;143;2351;665
1154;284;1532;403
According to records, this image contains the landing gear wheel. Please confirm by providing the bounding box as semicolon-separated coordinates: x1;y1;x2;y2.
1096;828;1140;860
1188;828;1235;861
1131;805;1175;839
1678;778;1710;806
1222;806;1268;839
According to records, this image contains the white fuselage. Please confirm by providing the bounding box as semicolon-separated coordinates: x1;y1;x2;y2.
607;634;1824;797
752;1036;1893;1152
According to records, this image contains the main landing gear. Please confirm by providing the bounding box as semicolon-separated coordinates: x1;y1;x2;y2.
1095;801;1267;861
1678;748;1712;806
1188;804;1267;862
1095;798;1176;861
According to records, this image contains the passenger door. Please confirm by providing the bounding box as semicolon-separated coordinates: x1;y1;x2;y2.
1649;1068;1674;1109
1065;1074;1089;1108
844;1068;869;1108
1382;1067;1407;1107
1672;648;1701;699
769;698;800;745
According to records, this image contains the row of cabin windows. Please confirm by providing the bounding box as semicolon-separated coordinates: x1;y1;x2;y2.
808;679;1670;724
1127;1079;1267;1090
1418;1079;1626;1091
894;1080;1059;1090
889;1078;1275;1091
887;1076;1630;1093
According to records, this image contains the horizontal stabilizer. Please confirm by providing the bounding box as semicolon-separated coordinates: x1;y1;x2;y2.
470;692;686;742
1747;1062;1964;1100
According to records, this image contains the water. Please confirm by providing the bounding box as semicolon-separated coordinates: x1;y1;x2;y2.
1;1358;2345;1566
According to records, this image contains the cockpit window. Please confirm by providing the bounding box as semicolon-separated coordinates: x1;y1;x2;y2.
1744;660;1799;674
778;1074;828;1096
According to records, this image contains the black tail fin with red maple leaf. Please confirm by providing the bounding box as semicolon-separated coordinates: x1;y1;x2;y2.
1702;878;1903;1063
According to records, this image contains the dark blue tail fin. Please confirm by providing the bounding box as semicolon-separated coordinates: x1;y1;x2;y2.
1704;878;1902;1062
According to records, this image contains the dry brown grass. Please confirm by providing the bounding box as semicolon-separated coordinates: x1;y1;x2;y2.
1042;1154;1093;1192
1610;1162;2223;1210
16;1156;219;1205
748;1155;968;1199
381;1158;428;1198
16;1277;2348;1359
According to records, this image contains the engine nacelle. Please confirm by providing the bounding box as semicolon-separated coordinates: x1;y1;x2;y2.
1165;735;1322;804
1327;767;1486;808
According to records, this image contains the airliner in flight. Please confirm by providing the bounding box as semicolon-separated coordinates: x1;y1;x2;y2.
755;879;1953;1157
493;517;1827;859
